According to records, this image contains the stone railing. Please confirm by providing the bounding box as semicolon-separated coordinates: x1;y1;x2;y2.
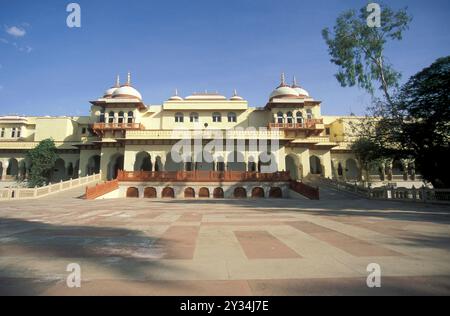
117;170;290;182
85;179;119;200
321;178;450;204
126;129;285;140
268;119;324;130
0;173;101;200
289;180;320;200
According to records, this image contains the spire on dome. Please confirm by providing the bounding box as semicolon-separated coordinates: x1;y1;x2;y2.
233;89;238;96
115;75;120;88
127;72;131;86
175;88;179;96
292;75;299;88
278;72;288;87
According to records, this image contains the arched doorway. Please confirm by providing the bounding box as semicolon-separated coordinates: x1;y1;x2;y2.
154;156;163;172
269;187;282;198
18;160;27;180
52;158;66;182
233;187;247;198
227;151;246;171
346;159;359;180
258;152;277;173
248;156;257;172
199;187;210;198
285;154;299;180
213;187;224;198
86;155;100;175
144;187;157;198
184;187;195;198
107;154;124;180
165;152;183;171
251;187;265;198
195;151;214;171
309;156;322;175
6;158;19;178
134;152;152;171
162;187;175;198
126;187;139;198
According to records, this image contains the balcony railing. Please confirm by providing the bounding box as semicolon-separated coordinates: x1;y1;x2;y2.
92;123;144;131
268;119;324;130
117;170;291;182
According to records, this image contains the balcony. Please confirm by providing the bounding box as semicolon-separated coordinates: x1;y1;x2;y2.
117;170;291;182
92;123;144;136
268;119;324;136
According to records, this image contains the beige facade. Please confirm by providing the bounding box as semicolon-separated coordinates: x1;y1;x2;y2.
0;73;421;187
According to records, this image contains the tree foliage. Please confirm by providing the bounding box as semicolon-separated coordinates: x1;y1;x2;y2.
26;138;58;187
322;4;411;104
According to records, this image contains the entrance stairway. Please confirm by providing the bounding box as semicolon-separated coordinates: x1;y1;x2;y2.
303;175;362;200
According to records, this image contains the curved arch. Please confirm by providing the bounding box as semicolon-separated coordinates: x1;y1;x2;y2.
108;111;115;123
286;111;293;124
6;158;19;177
118;111;124;124
296;111;303;124
233;187;247;199
309;155;322;175
269;187;282;198
127;111;134;124
184;187;195;198
227;151;246;171
189;112;199;123
212;112;222;122
86;155;100;175
227;112;237;123
144;187;157;198
213;187;224;198
52;158;66;182
258;152;277;173
251;187;265;198
248;156;257;172
165;152;183;171
199;187;210;198
346;158;359;180
107;154;124;180
126;187;139;198
162;187;175;198
134;152;152;172
175;112;184;123
276;111;284;123
285;154;299;180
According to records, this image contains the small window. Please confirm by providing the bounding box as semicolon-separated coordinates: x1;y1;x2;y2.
296;112;303;124
81;127;87;134
190;112;199;123
108;111;114;123
127;111;134;124
277;112;284;124
11;127;16;138
99;109;105;123
175;112;184;123
325;128;330;135
212;112;222;123
118;111;124;124
0;128;5;138
17;128;21;138
286;111;293;124
306;109;313;120
227;112;237;123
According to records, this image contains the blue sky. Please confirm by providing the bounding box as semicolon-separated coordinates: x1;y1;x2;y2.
0;0;449;116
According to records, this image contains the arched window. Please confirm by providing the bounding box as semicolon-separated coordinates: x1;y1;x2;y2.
306;109;313;120
118;111;124;124
175;112;184;123
99;109;105;123
108;111;114;123
277;112;284;124
212;112;222;123
296;112;303;124
190;112;199;123
227;112;237;123
286;111;293;124
127;111;134;124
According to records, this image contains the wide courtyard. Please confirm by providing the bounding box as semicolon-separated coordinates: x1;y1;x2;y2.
1;192;450;295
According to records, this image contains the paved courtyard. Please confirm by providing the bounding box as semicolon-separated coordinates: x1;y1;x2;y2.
1;193;450;295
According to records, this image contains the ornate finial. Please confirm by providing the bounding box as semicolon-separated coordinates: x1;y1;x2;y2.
175;88;179;96
127;72;131;85
292;75;298;87
233;89;238;96
115;75;120;87
281;72;285;85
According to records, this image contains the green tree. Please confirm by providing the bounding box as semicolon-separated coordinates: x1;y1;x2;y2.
377;56;450;188
26;138;58;187
350;137;384;182
322;4;411;105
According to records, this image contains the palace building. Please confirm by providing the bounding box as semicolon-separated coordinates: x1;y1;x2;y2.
0;73;423;198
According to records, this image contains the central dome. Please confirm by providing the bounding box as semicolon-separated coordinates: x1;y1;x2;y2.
112;85;142;100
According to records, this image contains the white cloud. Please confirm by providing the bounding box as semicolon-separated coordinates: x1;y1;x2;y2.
5;25;26;37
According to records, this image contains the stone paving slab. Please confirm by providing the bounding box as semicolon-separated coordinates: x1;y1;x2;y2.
0;197;449;295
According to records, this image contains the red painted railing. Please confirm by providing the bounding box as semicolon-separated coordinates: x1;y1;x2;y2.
85;179;119;200
92;123;144;130
290;180;320;200
117;170;291;182
269;119;323;130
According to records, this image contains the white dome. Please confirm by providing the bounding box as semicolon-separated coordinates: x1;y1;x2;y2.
103;87;118;98
112;85;142;100
269;86;299;100
169;95;183;101
292;86;310;97
230;89;243;100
